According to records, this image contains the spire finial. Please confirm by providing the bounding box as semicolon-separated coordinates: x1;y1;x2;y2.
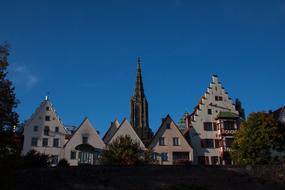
45;91;50;101
137;56;141;70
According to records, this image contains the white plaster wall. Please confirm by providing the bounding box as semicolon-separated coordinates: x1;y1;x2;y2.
109;119;145;149
189;76;239;164
22;100;67;161
64;118;106;166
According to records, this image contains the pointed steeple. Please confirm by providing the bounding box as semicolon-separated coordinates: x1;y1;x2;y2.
134;56;145;99
130;57;153;145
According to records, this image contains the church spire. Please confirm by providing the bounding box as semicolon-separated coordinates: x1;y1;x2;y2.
130;57;153;145
134;56;145;99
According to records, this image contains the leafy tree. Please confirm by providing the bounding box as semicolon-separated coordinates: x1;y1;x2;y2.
19;150;51;168
57;159;70;168
0;43;20;162
235;98;245;120
100;135;153;165
231;112;284;165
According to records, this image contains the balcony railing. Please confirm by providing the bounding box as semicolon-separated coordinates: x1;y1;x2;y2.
220;129;236;136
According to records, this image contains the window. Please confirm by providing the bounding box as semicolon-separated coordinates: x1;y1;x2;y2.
44;126;50;136
203;122;213;131
46;106;50;111
51;155;58;165
214;139;221;148
45;116;50;121
70;151;76;160
166;123;171;129
55;127;59;133
208;109;212;115
53;138;59;147
42;138;48;147
152;153;158;160
82;136;88;144
33;126;38;132
31;137;38;146
213;123;218;131
161;152;168;161
225;138;234;147
159;137;165;146
173;137;179;146
201;139;214;148
223;121;235;130
215;96;223;101
211;156;219;165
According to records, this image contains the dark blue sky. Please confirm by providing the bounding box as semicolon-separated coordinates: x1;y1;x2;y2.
1;0;285;135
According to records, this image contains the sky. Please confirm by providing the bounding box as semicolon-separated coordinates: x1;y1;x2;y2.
0;0;285;136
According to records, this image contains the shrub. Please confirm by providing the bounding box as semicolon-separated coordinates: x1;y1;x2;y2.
57;159;70;168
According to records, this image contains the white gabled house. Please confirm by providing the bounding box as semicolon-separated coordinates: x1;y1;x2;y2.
183;75;241;165
22;97;105;166
104;119;145;149
22;96;68;165
63;118;105;166
149;115;193;165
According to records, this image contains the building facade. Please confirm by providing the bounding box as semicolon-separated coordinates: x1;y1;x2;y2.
130;57;153;145
149;115;193;165
184;75;241;165
22;97;105;166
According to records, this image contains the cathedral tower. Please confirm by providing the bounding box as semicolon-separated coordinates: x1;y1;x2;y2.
130;57;153;145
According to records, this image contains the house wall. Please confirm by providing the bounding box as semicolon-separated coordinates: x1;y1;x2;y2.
109;120;146;149
189;75;239;165
150;117;193;165
64;119;106;166
22;100;67;163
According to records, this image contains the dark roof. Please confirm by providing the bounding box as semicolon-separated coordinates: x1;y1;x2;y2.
216;111;239;119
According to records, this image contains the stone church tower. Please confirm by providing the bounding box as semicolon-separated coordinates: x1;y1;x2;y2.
130;57;153;145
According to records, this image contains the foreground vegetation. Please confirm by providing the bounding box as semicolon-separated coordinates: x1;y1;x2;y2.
1;165;285;190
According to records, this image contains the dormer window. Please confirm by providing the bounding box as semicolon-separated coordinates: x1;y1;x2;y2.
46;106;50;111
55;127;59;133
44;126;50;136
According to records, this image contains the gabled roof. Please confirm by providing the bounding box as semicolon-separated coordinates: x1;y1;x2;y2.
24;98;68;134
103;119;120;143
64;117;105;149
106;118;145;149
149;114;192;149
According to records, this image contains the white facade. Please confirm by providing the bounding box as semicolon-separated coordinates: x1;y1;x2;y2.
22;98;68;164
149;115;193;165
185;75;240;165
64;118;105;166
22;98;106;166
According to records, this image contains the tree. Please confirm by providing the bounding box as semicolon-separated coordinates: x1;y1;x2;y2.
0;43;20;161
235;98;245;120
231;112;284;165
100;135;153;165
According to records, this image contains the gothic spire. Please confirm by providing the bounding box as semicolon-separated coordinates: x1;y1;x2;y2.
134;56;145;99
